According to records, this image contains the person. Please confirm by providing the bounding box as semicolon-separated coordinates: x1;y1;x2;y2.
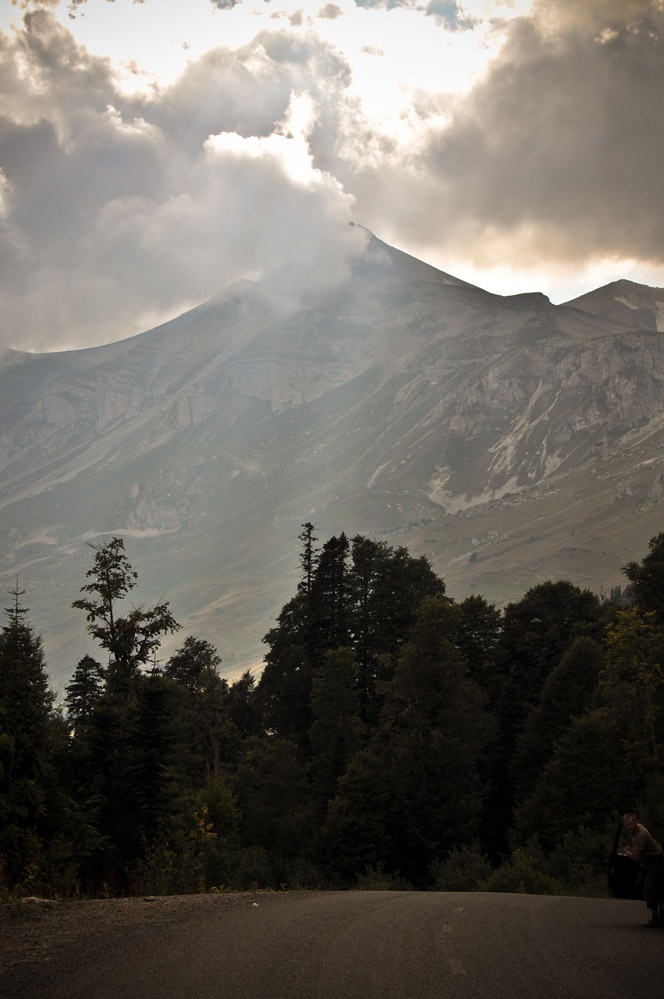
622;812;664;927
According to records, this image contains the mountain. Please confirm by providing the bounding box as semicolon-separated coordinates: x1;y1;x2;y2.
2;230;664;692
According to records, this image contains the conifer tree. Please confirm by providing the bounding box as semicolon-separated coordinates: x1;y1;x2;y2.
257;600;313;742
0;583;57;889
510;635;604;805
65;655;105;726
510;710;630;852
308;647;363;811
623;532;664;622
298;522;319;596
226;671;259;739
234;736;309;860
126;672;188;850
348;535;445;719
487;580;602;854
323;596;492;885
165;636;240;779
453;594;503;703
308;533;352;655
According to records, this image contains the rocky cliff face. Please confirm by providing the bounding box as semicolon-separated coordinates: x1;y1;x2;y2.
2;232;664;689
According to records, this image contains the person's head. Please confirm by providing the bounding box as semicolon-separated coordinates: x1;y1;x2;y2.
623;812;639;835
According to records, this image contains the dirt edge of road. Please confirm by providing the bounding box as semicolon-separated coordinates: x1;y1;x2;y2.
1;892;262;974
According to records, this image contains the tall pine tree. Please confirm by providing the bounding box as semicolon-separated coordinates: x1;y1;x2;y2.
0;584;57;889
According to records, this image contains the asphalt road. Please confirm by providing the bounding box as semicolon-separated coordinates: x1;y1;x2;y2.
7;890;664;999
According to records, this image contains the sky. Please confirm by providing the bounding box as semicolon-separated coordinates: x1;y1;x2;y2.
1;0;664;352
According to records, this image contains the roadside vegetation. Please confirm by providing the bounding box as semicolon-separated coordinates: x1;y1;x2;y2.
2;526;664;899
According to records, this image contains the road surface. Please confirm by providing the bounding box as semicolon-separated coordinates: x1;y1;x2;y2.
5;890;664;999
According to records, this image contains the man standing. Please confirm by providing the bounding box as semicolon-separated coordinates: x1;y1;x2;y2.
623;812;664;927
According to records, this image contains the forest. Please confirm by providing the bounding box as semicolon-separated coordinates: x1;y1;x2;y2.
2;525;664;899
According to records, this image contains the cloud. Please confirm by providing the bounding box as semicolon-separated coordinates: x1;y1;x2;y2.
0;12;364;350
318;4;344;18
66;0;147;15
2;0;664;352
352;1;417;9
346;0;664;284
425;2;476;31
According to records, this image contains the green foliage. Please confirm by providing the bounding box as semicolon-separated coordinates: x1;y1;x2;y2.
453;595;503;702
132;835;204;896
483;848;566;895
11;529;664;899
430;842;493;892
486;581;604;857
635;771;664;835
132;778;243;895
0;588;65;892
323;596;493;886
499;581;603;735
510;710;631;852
65;655;105;725
321;747;391;880
600;608;664;766
545;825;615;897
623;532;664;622
308;647;363;808
353;866;412;891
234;736;310;857
258;531;445;740
165;636;240;780
511;636;604;804
72;537;180;696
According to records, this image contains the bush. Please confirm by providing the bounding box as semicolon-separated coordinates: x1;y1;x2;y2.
131;837;204;896
353;866;412;891
430;842;493;891
545;825;613;897
483;849;566;895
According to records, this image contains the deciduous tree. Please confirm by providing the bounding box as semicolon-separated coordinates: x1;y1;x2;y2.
72;537;180;699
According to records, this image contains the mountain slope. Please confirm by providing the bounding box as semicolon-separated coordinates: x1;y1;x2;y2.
564;279;664;332
2;231;664;690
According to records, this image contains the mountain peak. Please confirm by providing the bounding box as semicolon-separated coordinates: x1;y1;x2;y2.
4;234;664;691
563;279;664;332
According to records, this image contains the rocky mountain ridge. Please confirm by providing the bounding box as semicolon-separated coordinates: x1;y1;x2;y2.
2;231;664;690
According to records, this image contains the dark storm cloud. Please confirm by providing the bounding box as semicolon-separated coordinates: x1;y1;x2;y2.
352;0;664;276
2;0;663;351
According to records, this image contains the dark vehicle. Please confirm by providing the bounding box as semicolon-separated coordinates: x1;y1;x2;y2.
608;821;641;900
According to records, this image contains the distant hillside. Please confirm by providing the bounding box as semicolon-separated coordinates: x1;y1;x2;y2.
2;230;664;690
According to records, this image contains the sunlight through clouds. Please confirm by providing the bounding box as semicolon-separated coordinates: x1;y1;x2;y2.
1;0;664;350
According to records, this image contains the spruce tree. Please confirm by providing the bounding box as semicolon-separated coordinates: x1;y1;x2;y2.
0;584;57;889
510;636;604;805
165;636;240;780
348;535;445;719
297;522;319;596
323;596;492;885
308;647;363;811
65;655;105;726
487;580;603;855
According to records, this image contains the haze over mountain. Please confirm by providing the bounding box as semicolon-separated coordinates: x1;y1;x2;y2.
2;229;664;692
